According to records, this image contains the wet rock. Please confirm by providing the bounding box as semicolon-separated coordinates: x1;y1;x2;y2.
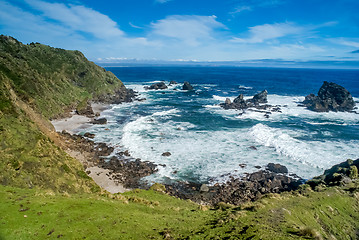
239;163;247;168
220;90;269;111
91;118;107;124
251;90;268;104
301;81;355;112
266;163;288;174
182;81;194;90
147;82;168;90
162;152;171;157
169;80;177;85
84;132;95;138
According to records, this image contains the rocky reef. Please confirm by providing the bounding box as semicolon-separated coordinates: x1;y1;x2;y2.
301;81;355;112
164;163;303;205
220;90;268;110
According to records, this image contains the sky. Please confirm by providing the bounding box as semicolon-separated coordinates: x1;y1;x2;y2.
1;0;359;65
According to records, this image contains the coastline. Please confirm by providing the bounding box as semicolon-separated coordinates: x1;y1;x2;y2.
51;102;110;134
51;102;131;194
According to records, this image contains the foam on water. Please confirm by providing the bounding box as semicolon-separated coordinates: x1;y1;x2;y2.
82;74;359;184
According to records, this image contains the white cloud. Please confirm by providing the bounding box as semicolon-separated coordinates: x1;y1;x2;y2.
230;6;252;14
129;22;143;29
231;22;306;43
329;38;359;48
24;0;124;39
151;15;226;46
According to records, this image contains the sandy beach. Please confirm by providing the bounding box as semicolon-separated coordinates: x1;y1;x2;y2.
51;102;109;134
51;102;130;194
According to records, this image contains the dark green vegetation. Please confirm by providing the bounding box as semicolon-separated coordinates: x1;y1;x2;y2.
0;36;358;239
0;35;123;119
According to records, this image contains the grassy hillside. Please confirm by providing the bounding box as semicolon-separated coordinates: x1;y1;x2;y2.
0;36;358;239
0;35;124;119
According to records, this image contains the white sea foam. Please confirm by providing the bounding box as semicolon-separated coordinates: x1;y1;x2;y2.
238;85;253;90
249;123;359;177
212;95;236;102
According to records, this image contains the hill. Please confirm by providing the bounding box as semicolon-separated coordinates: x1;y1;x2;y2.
0;36;358;239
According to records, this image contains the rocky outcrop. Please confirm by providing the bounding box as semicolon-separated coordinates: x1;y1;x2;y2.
182;81;194;90
220;90;268;110
91;118;107;124
164;164;302;206
146;82;168;90
307;158;359;188
301;81;355;112
266;163;288;174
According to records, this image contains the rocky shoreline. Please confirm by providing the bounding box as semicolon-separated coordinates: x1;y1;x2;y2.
59;128;306;205
54;80;358;205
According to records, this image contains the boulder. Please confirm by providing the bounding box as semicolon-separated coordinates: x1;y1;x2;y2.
302;81;355;112
148;82;168;90
84;132;95;138
169;80;178;85
266;163;288;174
162;152;171;157
252;90;268;104
182;81;194;90
91;118;107;124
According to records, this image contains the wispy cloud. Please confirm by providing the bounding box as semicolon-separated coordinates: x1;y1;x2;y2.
329;38;359;48
230;6;252;15
24;0;124;39
151;15;226;46
231;0;284;16
129;22;143;29
231;22;305;43
155;0;172;4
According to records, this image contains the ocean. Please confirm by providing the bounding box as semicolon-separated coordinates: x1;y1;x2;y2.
81;66;359;184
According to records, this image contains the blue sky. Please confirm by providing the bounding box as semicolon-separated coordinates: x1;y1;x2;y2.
1;0;359;65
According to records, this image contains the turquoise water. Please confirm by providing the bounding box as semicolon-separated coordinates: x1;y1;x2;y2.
82;67;359;184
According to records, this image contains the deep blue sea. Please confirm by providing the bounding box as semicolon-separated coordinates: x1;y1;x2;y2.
83;67;359;184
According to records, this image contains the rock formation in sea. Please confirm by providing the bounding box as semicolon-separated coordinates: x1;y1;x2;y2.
182;81;194;90
301;81;355;112
220;90;268;110
146;82;168;90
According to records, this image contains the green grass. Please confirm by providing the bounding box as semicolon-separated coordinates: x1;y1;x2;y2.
1;183;358;239
0;114;97;194
0;185;218;240
0;35;124;119
185;184;359;239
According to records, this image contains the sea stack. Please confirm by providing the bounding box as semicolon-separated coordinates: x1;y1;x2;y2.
182;81;194;90
302;81;355;112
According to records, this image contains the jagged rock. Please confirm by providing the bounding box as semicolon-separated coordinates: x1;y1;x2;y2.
266;163;288;174
84;132;95;138
91;118;107;124
169;80;177;85
147;82;168;90
302;81;355;112
248;90;268;104
182;81;194;90
220;90;268;110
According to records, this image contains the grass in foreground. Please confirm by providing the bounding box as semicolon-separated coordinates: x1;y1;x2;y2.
1;183;358;240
